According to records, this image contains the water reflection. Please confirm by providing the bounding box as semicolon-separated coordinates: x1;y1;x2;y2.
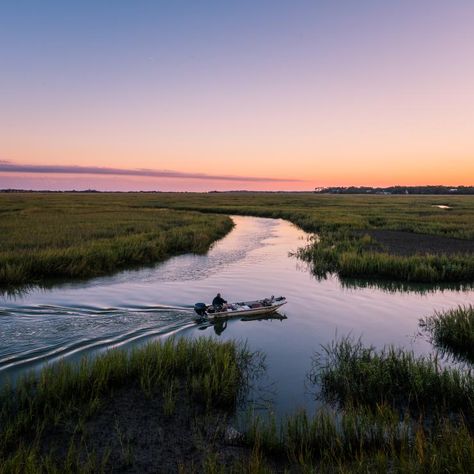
298;259;473;295
339;277;473;295
197;313;287;335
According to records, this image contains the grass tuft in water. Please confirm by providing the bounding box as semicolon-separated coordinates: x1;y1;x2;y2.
310;336;474;417
420;305;474;364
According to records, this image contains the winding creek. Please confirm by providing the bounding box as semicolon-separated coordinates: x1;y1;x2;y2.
1;216;473;416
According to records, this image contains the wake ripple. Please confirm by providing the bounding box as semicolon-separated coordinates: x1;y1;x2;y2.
0;304;196;378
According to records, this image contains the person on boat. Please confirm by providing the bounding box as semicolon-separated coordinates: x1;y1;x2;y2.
212;293;227;311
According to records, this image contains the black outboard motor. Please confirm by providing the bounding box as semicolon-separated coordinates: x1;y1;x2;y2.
194;302;208;317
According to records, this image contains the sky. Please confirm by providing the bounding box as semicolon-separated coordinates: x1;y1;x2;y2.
1;1;473;191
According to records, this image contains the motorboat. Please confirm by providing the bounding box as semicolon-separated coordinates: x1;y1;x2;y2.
193;296;287;321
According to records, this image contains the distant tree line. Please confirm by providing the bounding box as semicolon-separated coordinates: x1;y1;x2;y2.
314;186;474;195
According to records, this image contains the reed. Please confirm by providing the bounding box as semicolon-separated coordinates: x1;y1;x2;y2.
311;336;474;417
0;439;111;474
420;305;474;363
242;406;474;472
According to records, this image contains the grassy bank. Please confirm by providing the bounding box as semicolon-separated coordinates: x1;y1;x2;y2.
297;231;474;283
3;333;474;472
0;193;233;287
420;305;474;363
0;337;253;473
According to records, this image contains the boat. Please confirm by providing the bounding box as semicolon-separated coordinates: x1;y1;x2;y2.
241;313;287;322
193;296;287;321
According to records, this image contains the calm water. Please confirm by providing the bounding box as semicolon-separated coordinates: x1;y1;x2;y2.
1;216;473;416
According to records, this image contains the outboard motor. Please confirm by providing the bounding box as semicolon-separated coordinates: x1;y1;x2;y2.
194;302;208;317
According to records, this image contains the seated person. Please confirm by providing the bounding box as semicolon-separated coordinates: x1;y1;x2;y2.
212;293;227;311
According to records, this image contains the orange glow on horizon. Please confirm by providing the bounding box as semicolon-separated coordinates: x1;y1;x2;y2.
1;2;473;191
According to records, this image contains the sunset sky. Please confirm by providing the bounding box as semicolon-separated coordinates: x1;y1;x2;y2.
1;1;473;191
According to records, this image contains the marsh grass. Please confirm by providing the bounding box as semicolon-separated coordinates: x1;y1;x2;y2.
2;192;473;285
114;419;134;466
310;336;474;417
296;230;474;283
0;337;252;472
242;406;474;472
144;192;474;240
0;438;111;474
420;305;474;364
0;193;233;287
3;333;474;472
163;378;178;416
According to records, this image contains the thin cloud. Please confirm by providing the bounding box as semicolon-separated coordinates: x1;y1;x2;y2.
0;161;302;182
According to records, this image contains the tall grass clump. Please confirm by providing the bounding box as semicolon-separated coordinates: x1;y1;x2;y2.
420;305;474;364
0;337;252;471
243;406;474;472
311;336;474;417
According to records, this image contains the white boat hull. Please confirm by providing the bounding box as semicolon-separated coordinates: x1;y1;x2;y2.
207;301;286;320
194;297;287;321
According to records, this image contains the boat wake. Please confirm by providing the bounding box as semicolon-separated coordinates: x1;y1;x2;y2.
0;303;195;381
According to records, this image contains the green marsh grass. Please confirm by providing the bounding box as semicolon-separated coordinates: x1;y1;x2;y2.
162;378;178;416
242;406;474;473
0;337;252;472
144;192;474;239
0;193;233;287
227;333;474;472
298;231;474;283
3;332;474;472
2;192;474;285
311;336;474;417
420;305;474;364
0;439;111;474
